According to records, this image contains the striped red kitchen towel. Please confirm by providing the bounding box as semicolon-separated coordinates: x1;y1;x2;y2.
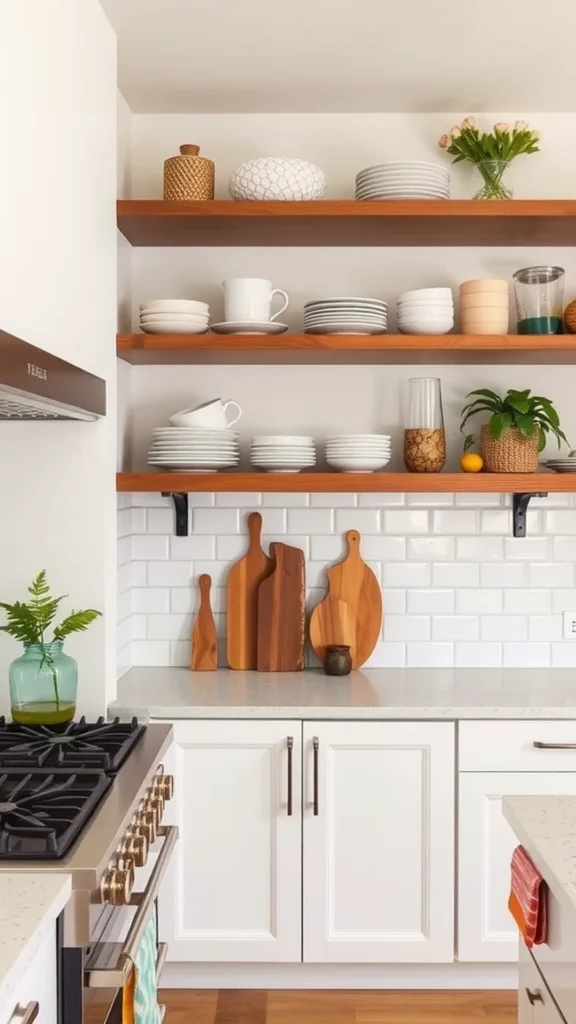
508;845;548;947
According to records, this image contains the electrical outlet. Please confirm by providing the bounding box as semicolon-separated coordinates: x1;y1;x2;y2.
563;612;576;639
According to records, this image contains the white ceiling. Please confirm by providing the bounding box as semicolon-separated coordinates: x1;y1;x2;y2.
100;0;576;114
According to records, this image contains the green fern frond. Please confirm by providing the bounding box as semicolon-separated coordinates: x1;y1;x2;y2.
0;573;101;646
53;609;101;641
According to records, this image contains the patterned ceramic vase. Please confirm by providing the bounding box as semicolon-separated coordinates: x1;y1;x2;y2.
228;157;326;201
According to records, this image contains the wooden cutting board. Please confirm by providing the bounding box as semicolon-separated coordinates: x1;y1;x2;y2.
257;542;306;672
309;529;382;669
192;574;217;670
227;512;274;670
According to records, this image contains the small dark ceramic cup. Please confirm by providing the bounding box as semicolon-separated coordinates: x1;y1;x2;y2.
324;645;352;676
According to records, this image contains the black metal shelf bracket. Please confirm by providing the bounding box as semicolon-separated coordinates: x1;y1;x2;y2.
162;492;189;536
512;492;548;538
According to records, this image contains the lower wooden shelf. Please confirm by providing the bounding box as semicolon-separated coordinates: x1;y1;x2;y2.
116;471;573;493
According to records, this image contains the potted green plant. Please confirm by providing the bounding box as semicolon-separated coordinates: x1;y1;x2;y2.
438;117;540;199
0;571;101;724
460;388;567;473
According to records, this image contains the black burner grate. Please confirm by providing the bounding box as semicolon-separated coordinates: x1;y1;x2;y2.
0;717;145;772
0;770;112;858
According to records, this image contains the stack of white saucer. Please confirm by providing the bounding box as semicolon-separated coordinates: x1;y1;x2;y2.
140;299;210;335
397;288;454;335
304;297;388;335
325;434;392;473
148;427;240;473
355;162;450;200
250;435;316;474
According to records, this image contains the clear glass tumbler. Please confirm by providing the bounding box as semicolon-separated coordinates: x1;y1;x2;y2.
513;265;565;335
404;377;446;473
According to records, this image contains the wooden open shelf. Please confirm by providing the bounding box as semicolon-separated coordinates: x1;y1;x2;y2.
117;471;573;494
117;332;576;365
117;199;576;247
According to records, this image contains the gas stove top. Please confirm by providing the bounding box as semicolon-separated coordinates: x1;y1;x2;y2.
0;718;146;860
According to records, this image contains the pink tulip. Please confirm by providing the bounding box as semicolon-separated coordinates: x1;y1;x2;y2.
450;126;461;138
494;122;510;132
462;116;476;129
514;120;528;132
532;130;540;141
438;134;450;149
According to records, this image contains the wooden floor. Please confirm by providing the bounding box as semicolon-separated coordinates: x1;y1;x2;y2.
159;989;518;1023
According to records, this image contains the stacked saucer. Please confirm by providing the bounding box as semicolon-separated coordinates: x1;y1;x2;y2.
304;297;388;335
325;434;392;473
250;435;316;473
355;162;450;201
543;450;576;474
148;427;239;473
397;288;454;335
140;299;210;335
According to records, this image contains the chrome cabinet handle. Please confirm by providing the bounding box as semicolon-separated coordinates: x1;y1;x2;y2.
10;1004;39;1024
526;988;544;1005
313;737;319;816
534;742;576;749
287;737;293;816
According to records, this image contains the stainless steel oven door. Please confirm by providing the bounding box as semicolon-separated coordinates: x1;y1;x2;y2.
84;825;177;1023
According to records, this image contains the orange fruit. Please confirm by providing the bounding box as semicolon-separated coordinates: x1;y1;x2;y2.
460;453;484;473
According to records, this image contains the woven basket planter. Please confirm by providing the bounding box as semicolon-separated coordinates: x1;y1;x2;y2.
480;424;539;473
163;144;215;201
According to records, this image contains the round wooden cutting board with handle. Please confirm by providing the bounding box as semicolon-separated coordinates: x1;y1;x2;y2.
309;530;382;669
226;511;274;669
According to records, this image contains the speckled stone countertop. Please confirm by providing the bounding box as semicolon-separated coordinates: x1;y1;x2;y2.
0;873;70;1008
503;797;576;914
110;667;576;721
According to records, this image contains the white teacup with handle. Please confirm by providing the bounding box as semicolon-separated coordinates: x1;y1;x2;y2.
169;398;242;429
223;278;289;323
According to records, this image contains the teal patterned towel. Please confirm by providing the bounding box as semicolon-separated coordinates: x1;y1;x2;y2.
133;905;160;1024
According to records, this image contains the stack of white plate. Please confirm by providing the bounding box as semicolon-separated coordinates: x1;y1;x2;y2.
148;427;240;473
304;298;388;336
355;162;450;201
325;434;392;473
140;299;210;335
543;451;576;474
250;435;316;474
397;288;454;335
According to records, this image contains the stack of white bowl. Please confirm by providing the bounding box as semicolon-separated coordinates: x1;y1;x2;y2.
139;299;210;335
304;297;388;335
325;434;391;473
250;436;316;474
355;162;450;201
460;280;509;335
542;450;576;474
397;288;454;335
148;427;240;473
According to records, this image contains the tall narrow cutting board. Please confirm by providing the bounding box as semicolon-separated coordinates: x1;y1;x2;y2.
309;530;382;669
192;574;217;671
257;542;306;672
227;512;274;669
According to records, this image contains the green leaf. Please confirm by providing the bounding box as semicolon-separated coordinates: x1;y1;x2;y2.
489;412;512;439
53;609;101;641
466;388;502;402
505;393;531;414
462;433;475;453
515;412;536;437
0;574;101;646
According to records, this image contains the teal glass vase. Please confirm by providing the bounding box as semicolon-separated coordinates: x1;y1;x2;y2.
9;641;77;724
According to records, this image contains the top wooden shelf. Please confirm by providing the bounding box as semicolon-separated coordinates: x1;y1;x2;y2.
117;199;576;247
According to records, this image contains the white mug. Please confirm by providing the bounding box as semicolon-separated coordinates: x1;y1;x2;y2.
169;398;243;429
223;277;289;323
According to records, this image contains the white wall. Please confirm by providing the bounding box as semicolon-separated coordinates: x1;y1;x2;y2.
0;0;117;715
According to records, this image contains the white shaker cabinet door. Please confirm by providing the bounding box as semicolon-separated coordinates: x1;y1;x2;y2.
458;771;576;962
0;925;57;1024
303;721;455;963
159;720;302;962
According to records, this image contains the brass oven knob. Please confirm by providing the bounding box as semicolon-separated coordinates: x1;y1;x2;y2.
119;832;149;868
150;795;164;823
100;862;134;905
139;807;157;843
154;774;174;801
131;813;155;846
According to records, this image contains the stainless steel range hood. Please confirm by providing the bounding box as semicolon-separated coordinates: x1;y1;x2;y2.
0;328;106;420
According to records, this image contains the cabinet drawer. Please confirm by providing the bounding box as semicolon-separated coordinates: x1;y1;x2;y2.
532;883;576;1024
520;943;567;1024
460;721;576;772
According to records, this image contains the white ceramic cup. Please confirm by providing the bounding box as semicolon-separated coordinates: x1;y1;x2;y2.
223;278;289;323
169;398;243;429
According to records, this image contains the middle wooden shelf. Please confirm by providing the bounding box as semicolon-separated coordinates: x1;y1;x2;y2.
117;332;576;365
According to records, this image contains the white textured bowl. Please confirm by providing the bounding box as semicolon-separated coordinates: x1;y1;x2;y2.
398;321;453;335
398;288;453;302
229;157;326;201
327;455;391;472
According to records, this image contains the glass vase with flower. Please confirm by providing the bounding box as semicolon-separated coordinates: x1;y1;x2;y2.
438;117;540;200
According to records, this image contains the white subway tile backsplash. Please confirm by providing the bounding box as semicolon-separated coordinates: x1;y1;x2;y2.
455;642;502;667
131;493;172;508
117;589;131;623
384;510;429;534
216;536;249;561
254;509;287;535
408;589;454;614
504;536;550;561
117;564;132;596
407;536;455;561
433;510;477;534
481;615;527;641
530;562;574;587
456;492;502;506
132;563;147;587
131;641;170;665
130;508;147;533
545;510;576;534
117;508;132;538
170;586;225;614
480;562;527;587
216;493;262;507
170;535;215;560
406;642;453;667
132;588;170;614
169;641;191;666
146;508;174;534
504;589;551;614
385;615;430;642
117;537;131;567
503;643;550;668
432;563;479;587
193;508;239;534
359;492;405;506
383;562;431;587
407;493;454;507
188;494;217;507
361;536;406;561
480;510;512;534
310;535;346;561
263;492;309;506
335;508;380;534
132;615;147;640
311;493;358;507
457;536;504;561
288;508;333;534
553;537;576;561
456;589;502;614
194;561;231;587
304;561;330;588
529;615;563;641
552;589;576;613
432;616;479;641
147;561;192;586
552;643;576;667
147;614;192;641
384;589;406;614
364;642;406;667
132;535;169;561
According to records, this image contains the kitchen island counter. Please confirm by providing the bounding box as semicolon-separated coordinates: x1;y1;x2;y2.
0;872;70;1010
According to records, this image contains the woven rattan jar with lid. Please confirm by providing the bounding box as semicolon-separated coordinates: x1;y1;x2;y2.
163;144;215;201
